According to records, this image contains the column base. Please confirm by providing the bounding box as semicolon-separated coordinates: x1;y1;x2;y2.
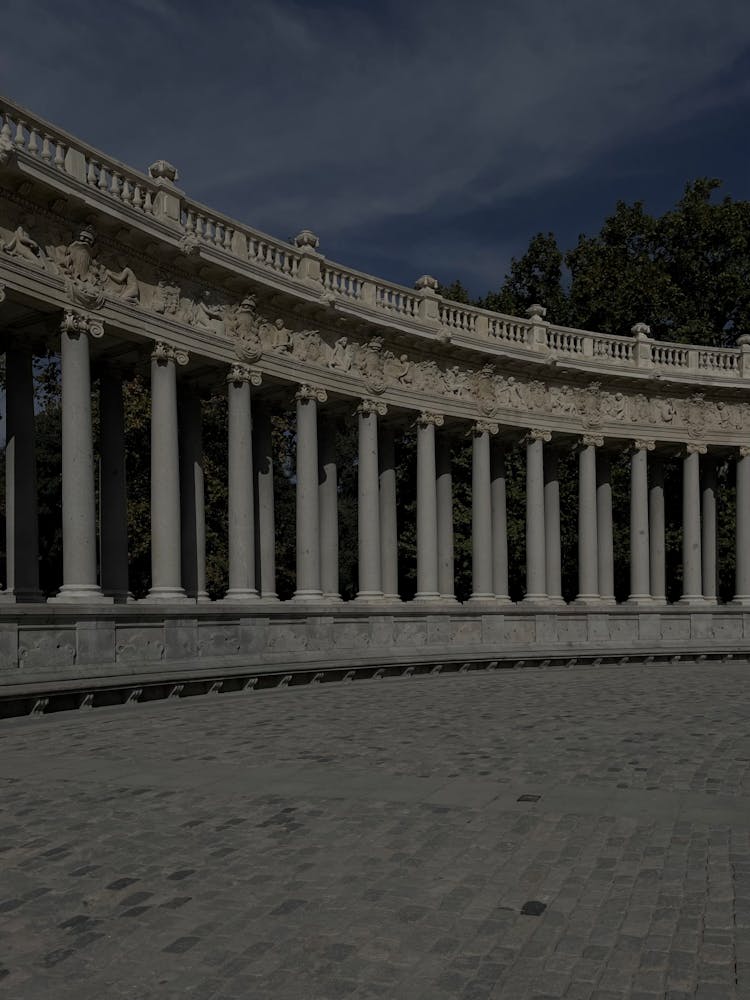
731;596;750;606
702;597;718;606
222;589;260;603
493;595;513;605
141;587;192;604
321;593;344;603
49;585;114;604
521;594;551;606
626;595;654;606
382;594;403;603
468;593;495;604
413;592;443;602
197;593;212;604
103;590;135;605
574;595;601;606
0;589;45;603
292;590;324;602
438;594;459;603
678;595;706;606
355;592;384;603
259;593;280;603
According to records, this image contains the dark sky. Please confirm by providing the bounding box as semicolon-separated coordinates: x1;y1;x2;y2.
3;0;750;299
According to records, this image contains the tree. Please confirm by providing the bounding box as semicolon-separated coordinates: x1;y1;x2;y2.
481;232;568;323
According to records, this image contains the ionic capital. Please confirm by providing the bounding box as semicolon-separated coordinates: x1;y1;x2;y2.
417;411;444;428
61;309;104;340
740;445;750;458
227;363;261;387
685;442;708;455
472;419;499;436
152;340;189;366
580;434;604;448
632;439;656;452
295;383;327;403
524;428;552;443
357;398;387;417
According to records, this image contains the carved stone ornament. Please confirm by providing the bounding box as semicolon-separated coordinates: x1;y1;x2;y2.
633;439;656;451
227;363;261;387
581;434;604;448
526;303;547;320
358;336;387;394
294;229;320;250
473;419;499;436
414;274;439;292
152;340;189;365
225;294;264;363
527;428;552;442
740;445;750;458
357;398;388;417
179;232;201;256
0;134;14;167
295;384;327;403
417;411;444;428
686;442;708;455
148;160;179;184
61;309;104;339
631;322;651;340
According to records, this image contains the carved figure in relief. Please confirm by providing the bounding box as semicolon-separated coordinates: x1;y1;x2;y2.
358;336;387;394
105;265;139;303
444;365;467;396
385;352;413;386
329;336;353;371
577;382;602;426
413;359;440;394
271;318;292;352
1;222;47;268
631;394;652;423
685;393;706;438
57;225;106;309
601;391;627;422
654;398;676;424
716;400;742;431
550;384;578;416
152;278;181;315
295;329;324;364
527;379;548;411
224;295;263;361
189;289;224;329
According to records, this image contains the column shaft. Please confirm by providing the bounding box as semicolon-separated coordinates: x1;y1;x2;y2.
701;456;718;603
597;452;615;602
379;426;399;601
681;449;703;603
100;371;130;602
225;374;258;600
294;390;322;599
4;346;41;601
490;440;510;602
576;441;599;603
356;405;382;599
735;450;750;603
628;445;651;603
525;433;547;602
471;426;494;601
543;447;561;602
415;416;440;600
435;433;455;600
178;387;208;602
319;415;340;600
649;459;666;603
253;405;278;600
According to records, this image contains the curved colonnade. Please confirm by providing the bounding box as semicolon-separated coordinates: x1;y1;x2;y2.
1;96;750;695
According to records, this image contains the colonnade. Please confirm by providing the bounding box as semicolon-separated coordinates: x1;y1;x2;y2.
2;313;749;607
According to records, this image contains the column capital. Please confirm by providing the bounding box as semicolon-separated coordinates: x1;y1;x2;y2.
61;309;104;339
152;340;189;366
227;363;261;387
417;411;444;428
685;442;708;455
580;433;604;448
524;427;552;444
740;445;750;458
357;398;387;417
472;419;499;436
632;438;656;452
295;383;327;403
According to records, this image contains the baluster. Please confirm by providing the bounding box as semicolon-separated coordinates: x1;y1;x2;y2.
223;226;233;250
27;128;39;156
185;209;195;232
54;140;65;170
132;183;143;209
110;172;122;198
41;134;53;162
196;215;205;240
0;113;11;142
98;164;109;191
144;190;153;214
14;120;25;148
214;221;223;247
121;177;132;204
87;160;97;185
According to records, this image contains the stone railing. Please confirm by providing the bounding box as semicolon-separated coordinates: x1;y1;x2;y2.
1;93;750;383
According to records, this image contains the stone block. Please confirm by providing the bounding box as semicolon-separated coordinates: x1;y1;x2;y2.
660;616;690;641
76;620;116;665
19;628;76;673
197;625;240;658
609;616;638;642
690;613;713;640
370;615;394;647
164;618;198;660
481;614;505;644
0;622;19;674
452;618;481;644
587;613;610;642
557;616;586;643
393;619;427;647
535;614;558;643
427;615;453;645
305;616;334;651
115;626;165;664
239;617;271;653
712;615;742;641
505;617;535;644
638;614;662;641
331;620;370;649
266;621;308;652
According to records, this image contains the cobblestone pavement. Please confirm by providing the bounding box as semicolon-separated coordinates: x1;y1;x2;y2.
2;660;750;999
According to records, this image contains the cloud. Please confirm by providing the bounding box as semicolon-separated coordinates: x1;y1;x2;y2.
2;0;750;290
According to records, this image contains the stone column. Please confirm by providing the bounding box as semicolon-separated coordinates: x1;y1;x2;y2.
51;312;111;603
628;439;653;604
576;435;601;604
379;424;400;601
543;444;562;603
734;446;750;604
100;370;130;602
702;455;718;604
146;341;189;602
178;386;208;603
680;444;704;605
3;344;42;601
415;411;442;601
524;429;550;604
319;413;341;602
470;420;497;602
356;400;384;600
490;438;511;603
294;384;326;601
597;450;615;603
254;404;278;601
224;365;261;601
649;457;666;604
435;431;455;601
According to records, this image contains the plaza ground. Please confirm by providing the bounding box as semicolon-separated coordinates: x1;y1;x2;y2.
1;660;750;999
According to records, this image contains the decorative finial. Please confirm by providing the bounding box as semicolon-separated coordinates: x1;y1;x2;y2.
526;303;547;319
631;322;651;339
294;229;320;250
415;275;439;291
148;160;179;184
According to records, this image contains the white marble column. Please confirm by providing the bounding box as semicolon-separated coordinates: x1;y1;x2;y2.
649;457;666;604
319;413;341;602
379;424;400;602
596;450;615;603
357;400;384;601
100;369;130;603
51;312;111;603
178;386;208;603
702;455;718;604
680;444;704;605
543;445;562;603
3;344;42;601
470;420;497;602
146;341;189;602
524;429;550;604
734;447;750;604
628;439;653;605
576;435;601;604
253;404;278;601
415;411;442;601
435;431;456;601
224;364;260;601
490;438;511;603
294;384;326;601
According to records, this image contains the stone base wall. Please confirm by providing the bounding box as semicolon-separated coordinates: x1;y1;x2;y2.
1;604;749;695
